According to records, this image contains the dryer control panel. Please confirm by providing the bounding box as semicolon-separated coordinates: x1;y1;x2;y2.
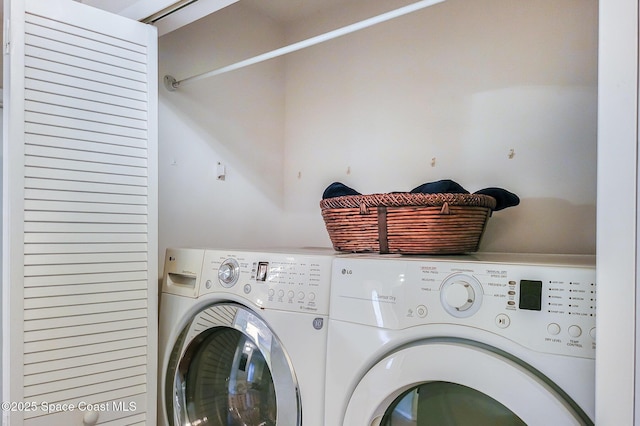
330;253;596;359
199;249;333;315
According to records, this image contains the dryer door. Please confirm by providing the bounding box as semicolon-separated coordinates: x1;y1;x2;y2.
344;341;593;426
165;303;299;426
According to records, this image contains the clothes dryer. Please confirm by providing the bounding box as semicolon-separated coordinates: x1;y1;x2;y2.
158;248;333;426
325;253;595;426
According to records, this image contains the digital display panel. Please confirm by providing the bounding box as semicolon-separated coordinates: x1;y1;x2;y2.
519;280;542;311
256;262;269;281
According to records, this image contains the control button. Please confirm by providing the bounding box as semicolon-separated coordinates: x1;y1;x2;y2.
287;290;295;299
547;323;561;335
507;290;516;296
298;291;305;300
440;274;483;318
218;258;240;288
416;305;428;318
278;289;285;298
568;325;582;338
589;327;596;340
268;288;275;297
444;282;474;310
495;313;510;328
308;292;316;301
205;280;213;289
243;284;251;294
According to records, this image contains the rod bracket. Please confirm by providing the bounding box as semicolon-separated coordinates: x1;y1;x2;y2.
164;75;179;91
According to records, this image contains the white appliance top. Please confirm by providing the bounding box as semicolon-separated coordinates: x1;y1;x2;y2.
330;253;596;359
340;251;596;267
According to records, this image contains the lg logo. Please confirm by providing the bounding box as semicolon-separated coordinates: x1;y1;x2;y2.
312;318;324;330
341;268;352;275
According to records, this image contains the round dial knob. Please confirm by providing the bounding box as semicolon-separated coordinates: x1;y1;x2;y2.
218;258;240;288
444;281;475;311
440;273;483;318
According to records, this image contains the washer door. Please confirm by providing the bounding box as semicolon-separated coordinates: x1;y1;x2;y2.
344;341;593;426
165;303;300;426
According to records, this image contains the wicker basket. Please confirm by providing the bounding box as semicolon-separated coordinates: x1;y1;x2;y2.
320;192;497;254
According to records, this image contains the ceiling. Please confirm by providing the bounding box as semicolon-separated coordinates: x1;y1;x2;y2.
76;0;347;24
239;0;347;23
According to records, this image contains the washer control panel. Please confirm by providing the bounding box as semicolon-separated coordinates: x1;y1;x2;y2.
200;249;333;315
330;254;596;359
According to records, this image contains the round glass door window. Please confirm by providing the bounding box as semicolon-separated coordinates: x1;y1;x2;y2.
381;381;526;426
167;304;300;426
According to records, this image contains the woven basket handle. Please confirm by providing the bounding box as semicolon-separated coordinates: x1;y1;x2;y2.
377;206;389;254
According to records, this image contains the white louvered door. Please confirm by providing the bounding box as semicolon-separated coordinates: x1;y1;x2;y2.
3;0;157;424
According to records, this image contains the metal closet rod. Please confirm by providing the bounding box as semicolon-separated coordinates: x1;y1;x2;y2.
164;0;446;91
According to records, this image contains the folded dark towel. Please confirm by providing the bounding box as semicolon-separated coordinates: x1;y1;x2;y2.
473;187;520;211
410;179;469;194
322;180;519;212
322;182;361;199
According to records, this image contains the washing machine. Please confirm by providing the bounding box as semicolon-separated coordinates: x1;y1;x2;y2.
158;247;333;426
324;253;596;426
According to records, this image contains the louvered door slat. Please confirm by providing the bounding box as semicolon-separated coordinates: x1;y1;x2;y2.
25;191;148;208
6;0;157;424
25;133;148;157
25;122;148;147
24;318;148;342
25;40;147;82
25;346;147;375
24;242;148;254
23;329;148;355
25;225;147;240
25;376;147;402
25;57;147;93
97;414;147;426
25;309;148;331
25;355;147;387
24;252;148;265
24;232;149;244
25;178;149;196
26;68;148;102
25;90;148;121
25;12;147;57
24;271;147;288
24;288;147;307
25;100;147;129
25;213;147;227
26;78;148;110
25;145;148;168
25;111;148;139
25;155;147;177
25;200;148;215
24;299;148;319
23;28;147;74
25;167;148;186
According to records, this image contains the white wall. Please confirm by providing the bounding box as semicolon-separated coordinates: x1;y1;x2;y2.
158;3;289;258
158;0;598;258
